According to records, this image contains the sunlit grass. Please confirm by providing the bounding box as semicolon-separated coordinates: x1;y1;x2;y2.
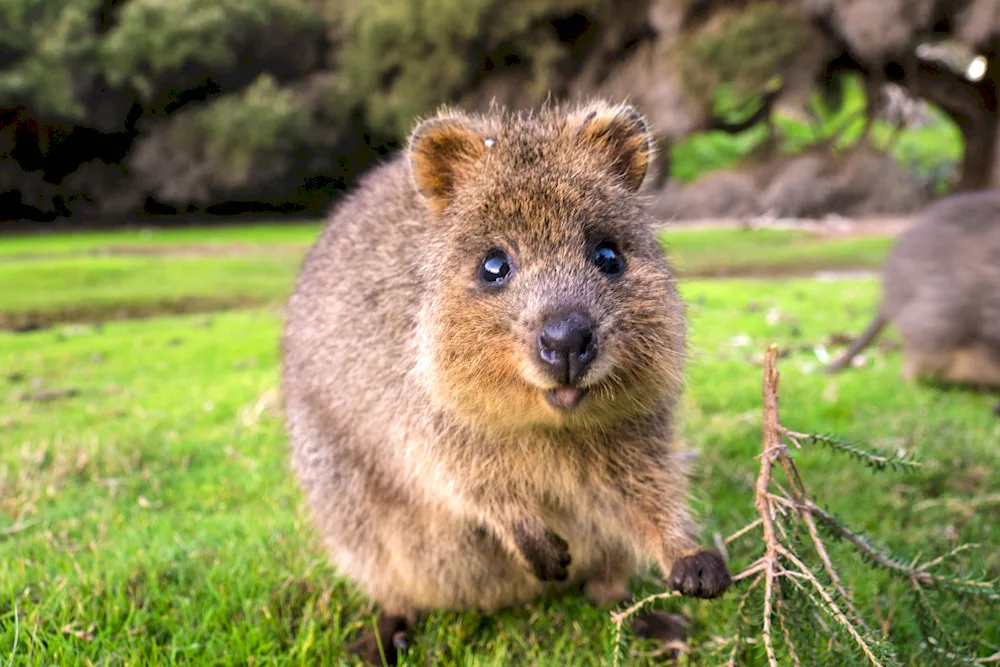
1;225;896;331
2;268;996;664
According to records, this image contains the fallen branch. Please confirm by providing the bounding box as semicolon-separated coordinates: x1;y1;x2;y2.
609;344;999;665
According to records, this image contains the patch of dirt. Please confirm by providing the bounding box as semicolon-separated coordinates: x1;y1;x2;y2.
16;387;79;402
0;294;275;332
682;267;877;279
1;216;903;331
678;260;881;280
5;242;311;261
3;233;890;331
657;214;914;239
99;242;309;257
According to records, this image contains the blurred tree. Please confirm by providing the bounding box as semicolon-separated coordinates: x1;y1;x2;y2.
1;0;998;224
1;0;343;221
801;0;1000;191
1;0;642;222
592;0;998;192
331;0;617;137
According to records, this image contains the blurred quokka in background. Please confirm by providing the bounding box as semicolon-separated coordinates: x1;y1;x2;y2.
828;190;1000;405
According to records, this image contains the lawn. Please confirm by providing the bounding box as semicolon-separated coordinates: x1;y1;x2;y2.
0;223;322;258
659;227;894;277
0;254;303;331
1;224;894;331
1;224;997;666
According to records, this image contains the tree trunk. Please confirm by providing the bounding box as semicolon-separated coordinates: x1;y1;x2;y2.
956;112;999;191
901;56;999;192
649;135;673;190
992;133;1000;189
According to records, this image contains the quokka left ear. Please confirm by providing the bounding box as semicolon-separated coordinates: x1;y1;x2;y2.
569;103;653;192
408;114;488;215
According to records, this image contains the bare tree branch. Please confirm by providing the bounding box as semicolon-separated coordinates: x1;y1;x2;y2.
608;344;997;664
706;86;785;134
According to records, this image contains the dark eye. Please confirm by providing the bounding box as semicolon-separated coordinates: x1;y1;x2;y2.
479;248;513;286
591;240;624;277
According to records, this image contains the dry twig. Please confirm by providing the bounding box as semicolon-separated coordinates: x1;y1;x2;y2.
609;344;997;665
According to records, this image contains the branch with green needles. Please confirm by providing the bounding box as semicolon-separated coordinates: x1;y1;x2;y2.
610;344;999;666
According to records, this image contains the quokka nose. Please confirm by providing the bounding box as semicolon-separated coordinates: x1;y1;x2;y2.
538;312;598;385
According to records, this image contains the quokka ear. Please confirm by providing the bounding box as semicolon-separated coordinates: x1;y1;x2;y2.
408;114;488;214
569;103;653;192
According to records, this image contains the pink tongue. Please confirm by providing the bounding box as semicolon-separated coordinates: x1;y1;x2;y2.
552;386;585;409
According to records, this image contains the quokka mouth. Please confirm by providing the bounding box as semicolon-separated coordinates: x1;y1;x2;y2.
545;385;589;411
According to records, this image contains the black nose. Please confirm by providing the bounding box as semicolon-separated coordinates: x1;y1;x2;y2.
538;312;598;385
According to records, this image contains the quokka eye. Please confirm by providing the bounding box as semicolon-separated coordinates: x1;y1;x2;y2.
591;240;624;277
479;248;513;286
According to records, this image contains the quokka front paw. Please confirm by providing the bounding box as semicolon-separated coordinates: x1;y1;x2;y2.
632;610;690;660
513;520;572;581
668;549;731;598
348;613;412;666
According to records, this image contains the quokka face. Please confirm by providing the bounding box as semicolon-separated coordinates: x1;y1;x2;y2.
409;102;687;431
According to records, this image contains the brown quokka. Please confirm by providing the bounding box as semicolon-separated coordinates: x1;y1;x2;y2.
827;189;1000;394
280;100;732;664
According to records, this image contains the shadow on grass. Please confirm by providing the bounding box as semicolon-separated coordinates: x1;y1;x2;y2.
0;295;276;332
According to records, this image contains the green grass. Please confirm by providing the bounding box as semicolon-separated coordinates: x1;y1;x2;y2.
0;222;321;257
661;227;893;277
1;225;897;331
0;254;302;329
2;235;998;664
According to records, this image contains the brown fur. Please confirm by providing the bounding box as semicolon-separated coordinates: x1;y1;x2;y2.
827;190;1000;390
280;100;730;663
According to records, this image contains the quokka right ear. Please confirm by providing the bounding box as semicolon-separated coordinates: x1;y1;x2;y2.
408;114;488;215
568;101;653;192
